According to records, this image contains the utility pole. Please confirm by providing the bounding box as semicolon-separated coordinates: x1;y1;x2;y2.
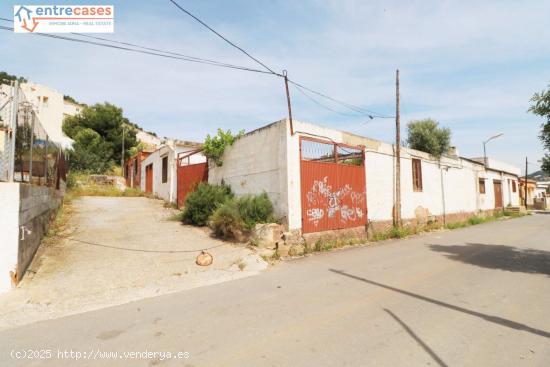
523;157;529;210
121;126;125;173
283;70;294;136
395;69;401;227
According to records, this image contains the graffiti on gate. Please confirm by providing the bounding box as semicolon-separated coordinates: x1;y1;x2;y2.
305;176;365;226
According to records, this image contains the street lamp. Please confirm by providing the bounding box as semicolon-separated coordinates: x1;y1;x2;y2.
483;133;503;168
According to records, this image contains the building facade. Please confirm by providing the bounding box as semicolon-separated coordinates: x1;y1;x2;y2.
209;119;521;235
140;140;205;203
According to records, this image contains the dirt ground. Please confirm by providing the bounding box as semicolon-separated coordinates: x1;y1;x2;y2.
0;196;267;330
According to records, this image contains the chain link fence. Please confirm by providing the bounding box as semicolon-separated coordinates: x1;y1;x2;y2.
0;81;67;189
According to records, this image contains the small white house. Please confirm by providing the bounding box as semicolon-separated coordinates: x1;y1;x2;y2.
140;139;205;203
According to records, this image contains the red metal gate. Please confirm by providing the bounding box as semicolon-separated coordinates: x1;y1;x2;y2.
300;137;367;233
177;150;208;208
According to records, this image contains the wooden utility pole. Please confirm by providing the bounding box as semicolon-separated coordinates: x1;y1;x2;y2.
523;157;529;209
395;69;402;227
283;70;294;135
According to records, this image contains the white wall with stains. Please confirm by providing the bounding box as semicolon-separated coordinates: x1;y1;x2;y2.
208;120;289;222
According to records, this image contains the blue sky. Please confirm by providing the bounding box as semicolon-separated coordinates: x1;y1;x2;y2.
1;0;549;171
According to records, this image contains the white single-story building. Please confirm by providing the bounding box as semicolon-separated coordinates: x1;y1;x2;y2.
209;118;521;235
140;139;205;204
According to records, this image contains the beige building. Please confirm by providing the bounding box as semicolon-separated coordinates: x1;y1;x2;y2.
0;81;84;149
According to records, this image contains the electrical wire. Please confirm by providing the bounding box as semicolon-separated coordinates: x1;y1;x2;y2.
169;0;280;76
289;79;394;118
2;11;395;119
58;234;226;253
164;5;393;118
293;83;367;117
0;23;273;75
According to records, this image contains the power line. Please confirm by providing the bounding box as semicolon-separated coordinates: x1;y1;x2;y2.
0;22;273;75
169;0;280;76
164;4;393;118
293;84;369;118
2;12;394;119
289;79;394;118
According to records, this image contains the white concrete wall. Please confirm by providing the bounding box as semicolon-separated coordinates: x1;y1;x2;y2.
208;120;289;222
62;101;83;118
0;183;20;293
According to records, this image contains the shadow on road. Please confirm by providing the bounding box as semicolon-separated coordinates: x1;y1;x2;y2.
383;308;448;367
429;243;550;277
329;269;550;340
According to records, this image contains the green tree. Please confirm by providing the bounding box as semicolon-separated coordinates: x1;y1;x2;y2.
63;102;137;172
0;71;27;84
406;119;451;158
529;84;550;174
68;128;114;173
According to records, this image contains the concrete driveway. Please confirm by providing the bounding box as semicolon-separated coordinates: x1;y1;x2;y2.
0;196;267;330
1;212;548;366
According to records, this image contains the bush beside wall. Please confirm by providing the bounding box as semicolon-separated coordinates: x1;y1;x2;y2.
182;183;233;226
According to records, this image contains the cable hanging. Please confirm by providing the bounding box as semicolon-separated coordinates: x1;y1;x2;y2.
166;1;393;119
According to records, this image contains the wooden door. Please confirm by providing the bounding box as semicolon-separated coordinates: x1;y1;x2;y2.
493;180;503;208
145;164;153;193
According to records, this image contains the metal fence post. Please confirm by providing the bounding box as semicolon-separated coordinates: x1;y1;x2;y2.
44;136;48;184
7;80;19;182
29;109;35;182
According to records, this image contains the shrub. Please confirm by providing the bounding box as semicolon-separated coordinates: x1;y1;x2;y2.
208;192;276;239
467;216;484;225
203;128;244;166
182;183;233;225
236;192;275;230
209;200;243;239
66;171;78;189
388;226;413;238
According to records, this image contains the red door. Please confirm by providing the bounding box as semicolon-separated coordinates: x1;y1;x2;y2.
145;164;153;194
177;162;208;208
300;137;367;233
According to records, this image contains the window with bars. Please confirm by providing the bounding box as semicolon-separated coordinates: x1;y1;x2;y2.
412;158;423;191
512;180;517;192
162;156;168;183
479;179;486;194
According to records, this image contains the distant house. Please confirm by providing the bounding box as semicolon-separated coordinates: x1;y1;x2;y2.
124;150;153;189
0;82;83;149
136;130;162;149
519;178;537;206
140;140;205;203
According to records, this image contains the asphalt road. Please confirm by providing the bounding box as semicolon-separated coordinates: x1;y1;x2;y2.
1;213;549;367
